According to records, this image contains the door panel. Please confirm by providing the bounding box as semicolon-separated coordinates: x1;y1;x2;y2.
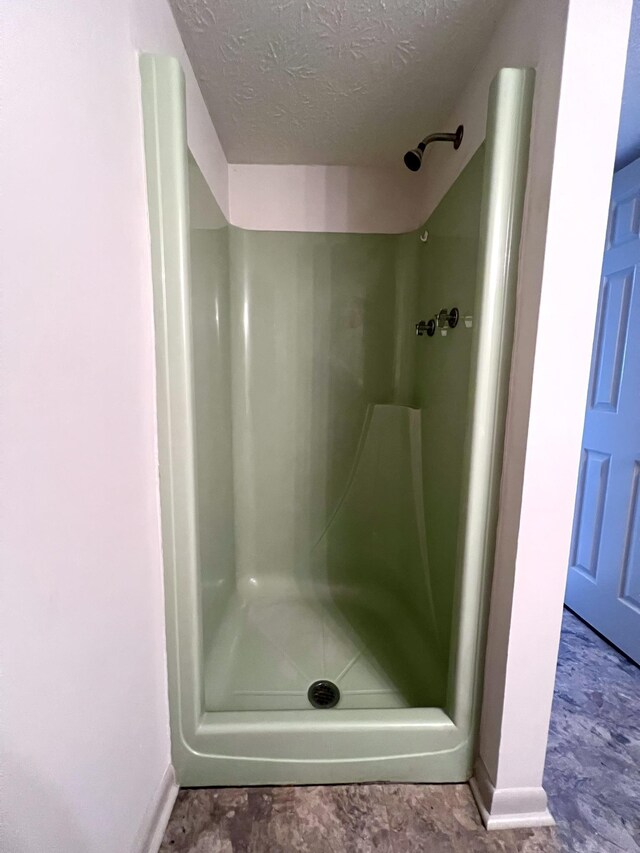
621;461;640;609
590;270;632;411
566;157;640;663
570;449;610;579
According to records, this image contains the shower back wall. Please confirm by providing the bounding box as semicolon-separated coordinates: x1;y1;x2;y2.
229;228;398;596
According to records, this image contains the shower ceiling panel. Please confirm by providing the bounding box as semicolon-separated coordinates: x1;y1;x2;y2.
169;0;508;165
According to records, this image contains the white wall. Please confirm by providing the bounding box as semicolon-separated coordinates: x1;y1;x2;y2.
0;1;226;851
229;164;423;233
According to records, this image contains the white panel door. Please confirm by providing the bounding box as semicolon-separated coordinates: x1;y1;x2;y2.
566;157;640;664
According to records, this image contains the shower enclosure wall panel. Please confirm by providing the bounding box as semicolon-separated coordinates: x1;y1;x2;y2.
227;228;397;598
188;158;235;647
414;147;485;673
140;54;534;786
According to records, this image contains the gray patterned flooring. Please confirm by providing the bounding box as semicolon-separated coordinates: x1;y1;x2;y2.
161;610;639;852
543;610;639;852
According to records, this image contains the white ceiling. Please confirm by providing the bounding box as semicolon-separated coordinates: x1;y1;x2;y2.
170;0;509;166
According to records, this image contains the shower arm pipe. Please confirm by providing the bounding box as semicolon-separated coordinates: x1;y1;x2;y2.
416;128;463;154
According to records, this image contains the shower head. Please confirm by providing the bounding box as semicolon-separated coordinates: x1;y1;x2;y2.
404;146;425;172
403;125;464;172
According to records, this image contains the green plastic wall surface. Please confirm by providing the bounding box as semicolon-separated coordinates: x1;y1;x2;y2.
414;147;485;670
140;53;534;786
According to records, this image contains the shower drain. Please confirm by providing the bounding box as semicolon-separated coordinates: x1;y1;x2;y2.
307;680;340;709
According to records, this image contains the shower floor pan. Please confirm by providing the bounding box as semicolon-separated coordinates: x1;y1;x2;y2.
204;585;445;712
174;583;471;787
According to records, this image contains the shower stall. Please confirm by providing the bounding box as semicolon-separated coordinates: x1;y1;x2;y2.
141;55;533;786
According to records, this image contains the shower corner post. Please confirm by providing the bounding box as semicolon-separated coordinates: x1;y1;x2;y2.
139;54;205;778
446;68;535;756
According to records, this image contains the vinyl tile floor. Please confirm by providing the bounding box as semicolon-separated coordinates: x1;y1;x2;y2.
160;610;639;852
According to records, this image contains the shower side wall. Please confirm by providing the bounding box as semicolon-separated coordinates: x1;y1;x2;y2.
189;222;236;644
412;148;486;668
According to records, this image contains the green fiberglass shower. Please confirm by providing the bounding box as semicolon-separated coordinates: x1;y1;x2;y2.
141;55;534;786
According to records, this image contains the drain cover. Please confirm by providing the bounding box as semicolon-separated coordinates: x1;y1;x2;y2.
308;680;340;709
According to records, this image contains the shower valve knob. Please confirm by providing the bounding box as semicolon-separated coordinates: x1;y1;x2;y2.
437;307;460;329
415;319;436;337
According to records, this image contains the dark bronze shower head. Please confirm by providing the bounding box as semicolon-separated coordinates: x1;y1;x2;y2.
404;125;464;172
404;145;425;172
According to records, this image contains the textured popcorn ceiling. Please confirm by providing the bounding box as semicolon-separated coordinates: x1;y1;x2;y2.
170;0;508;165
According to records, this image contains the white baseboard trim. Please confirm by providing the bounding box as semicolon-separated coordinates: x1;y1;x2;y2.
470;758;555;831
134;764;179;853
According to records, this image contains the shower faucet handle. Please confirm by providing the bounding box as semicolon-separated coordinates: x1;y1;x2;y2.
415;319;436;337
416;308;460;338
437;307;460;329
